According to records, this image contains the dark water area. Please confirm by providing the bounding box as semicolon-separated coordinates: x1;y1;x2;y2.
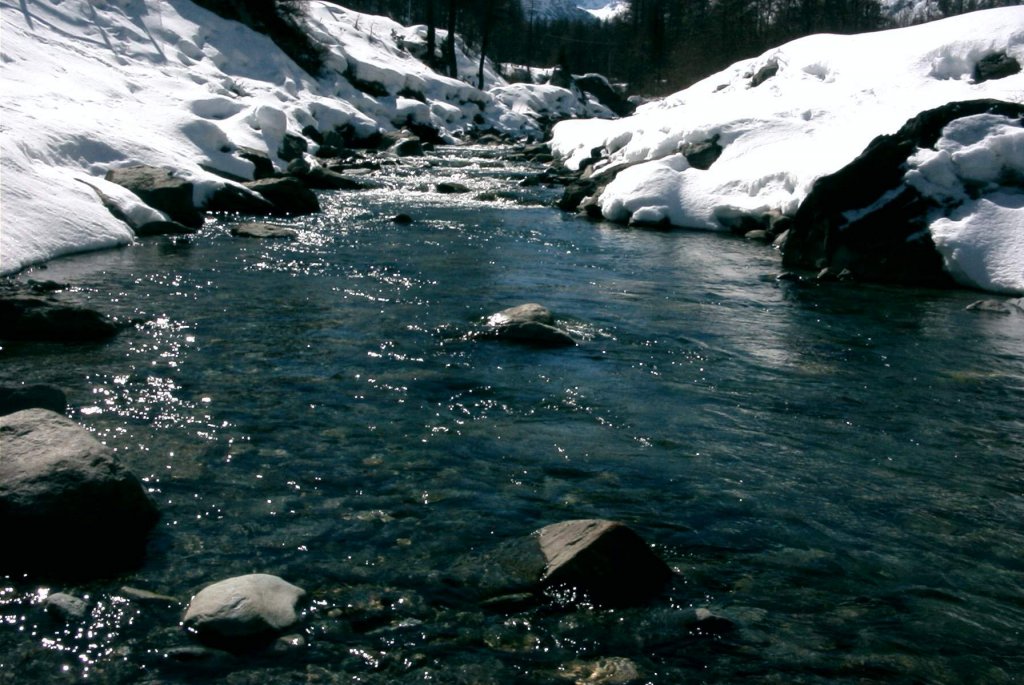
1;146;1022;684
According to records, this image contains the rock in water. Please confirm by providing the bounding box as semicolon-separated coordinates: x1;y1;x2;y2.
183;574;306;649
105;165;203;228
0;409;158;578
0;297;120;342
243;177;320;216
230;223;298;239
482;303;576;347
536;519;673;606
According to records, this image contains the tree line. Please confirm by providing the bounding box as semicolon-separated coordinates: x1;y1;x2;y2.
197;0;1020;94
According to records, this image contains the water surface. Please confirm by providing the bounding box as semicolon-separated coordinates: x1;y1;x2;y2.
1;147;1022;684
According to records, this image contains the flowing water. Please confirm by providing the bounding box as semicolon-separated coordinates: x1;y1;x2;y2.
1;146;1022;684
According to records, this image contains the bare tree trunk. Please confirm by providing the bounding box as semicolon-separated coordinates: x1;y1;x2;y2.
426;0;437;68
444;0;458;78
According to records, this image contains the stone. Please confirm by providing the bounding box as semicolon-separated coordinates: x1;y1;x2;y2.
482;303;576;347
392;214;414;225
230;223;298;239
299;167;382;191
236;147;275;179
277;133;308;162
0;384;67;416
0;296;120;342
204;182;276;216
243;177;320;216
574;73;635;117
536;519;672;606
105;165;203;228
436;181;470;194
44;592;89;622
679;135;723;170
744;229;769;242
973;52;1021;84
751;61;779;87
558;657;641;684
782;99;1024;285
118;586;179;604
0;409;158;578
183;574;306;648
966;298;1024;314
392;136;424;158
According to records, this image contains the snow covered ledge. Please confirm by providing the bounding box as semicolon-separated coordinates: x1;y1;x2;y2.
550;7;1024;294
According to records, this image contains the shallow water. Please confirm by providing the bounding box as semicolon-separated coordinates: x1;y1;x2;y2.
2;146;1023;684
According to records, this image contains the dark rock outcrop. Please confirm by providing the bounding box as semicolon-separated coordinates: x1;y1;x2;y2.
0;409;158;578
277;133;308;162
0;385;67;416
133;220;197;237
243;177;321;215
237;147;276;179
436;181;471;194
751;61;779;87
679;135;723;170
974;52;1021;84
574;73;635;117
297;166;383;191
0;296;121;342
782;99;1024;285
183;574;306;649
105;165;204;228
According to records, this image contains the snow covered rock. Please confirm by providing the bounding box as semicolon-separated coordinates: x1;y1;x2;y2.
782;99;1024;292
550;7;1024;294
183;574;306;648
0;409;158;578
105;166;205;229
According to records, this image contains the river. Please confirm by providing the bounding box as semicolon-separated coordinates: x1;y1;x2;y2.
1;145;1022;684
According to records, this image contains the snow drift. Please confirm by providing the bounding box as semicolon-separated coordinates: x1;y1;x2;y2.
0;0;608;275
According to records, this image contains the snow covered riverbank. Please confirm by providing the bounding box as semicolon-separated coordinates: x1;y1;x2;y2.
0;0;608;275
551;7;1024;294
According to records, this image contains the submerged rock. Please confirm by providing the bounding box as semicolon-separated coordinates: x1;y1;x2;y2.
0;409;158;578
183;574;306;649
230;222;298;239
0;296;121;342
479;303;576;347
44;592;89;622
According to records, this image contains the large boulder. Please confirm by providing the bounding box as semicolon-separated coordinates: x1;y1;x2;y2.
536;519;673;605
480;303;576;347
183;574;306;649
0;409;158;578
574;73;635;117
782;99;1024;285
444;519;672;608
243;177;320;216
105;165;203;228
230;222;298;239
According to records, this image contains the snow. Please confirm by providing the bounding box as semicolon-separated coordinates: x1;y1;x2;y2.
0;0;605;275
551;7;1024;294
519;0;627;23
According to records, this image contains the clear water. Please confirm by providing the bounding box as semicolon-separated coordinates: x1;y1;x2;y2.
1;147;1022;684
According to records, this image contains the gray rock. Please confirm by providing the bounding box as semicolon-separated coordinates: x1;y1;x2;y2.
204;182;276;216
105;165;203;228
0;409;158;578
230;222;298;239
751;61;779;87
436;181;470;194
679;135;723;170
974;52;1021;84
118;586;180;604
482;304;576;347
44;592;89;622
183;574;306;647
277;133;308;162
243;177;320;216
237;147;275;179
300;167;382;191
0;385;67;416
392;137;425;157
558;657;642;684
536;519;672;605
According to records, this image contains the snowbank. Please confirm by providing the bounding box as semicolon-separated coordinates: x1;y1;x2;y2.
550;7;1024;293
0;0;605;275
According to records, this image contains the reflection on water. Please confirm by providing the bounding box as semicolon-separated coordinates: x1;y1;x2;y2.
2;146;1022;683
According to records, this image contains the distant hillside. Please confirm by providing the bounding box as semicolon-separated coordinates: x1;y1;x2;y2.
519;0;628;23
